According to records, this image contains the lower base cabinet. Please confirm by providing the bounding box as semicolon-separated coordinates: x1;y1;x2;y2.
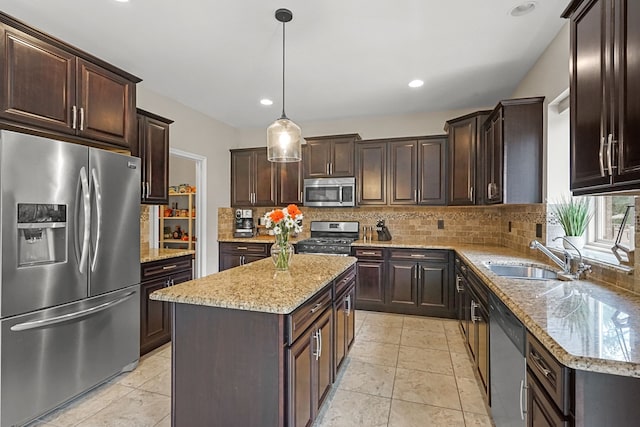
140;255;192;355
334;275;356;374
219;242;271;271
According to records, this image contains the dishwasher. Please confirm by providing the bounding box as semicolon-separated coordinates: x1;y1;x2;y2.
489;292;527;427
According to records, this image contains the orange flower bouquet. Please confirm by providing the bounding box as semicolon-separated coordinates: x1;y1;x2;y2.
263;204;303;271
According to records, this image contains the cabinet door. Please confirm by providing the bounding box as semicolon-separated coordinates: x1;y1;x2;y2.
345;285;356;351
316;309;333;410
219;253;242;272
614;0;640;185
304;140;332;178
0;24;76;133
77;59;135;148
333;299;347;375
570;0;611;190
449;119;476;205
417;262;451;315
355;261;385;308
485;112;503;204
288;328;314;427
231;150;254;206
139;115;170;204
527;372;568;427
253;149;277;206
389;140;417;205
331;138;355;176
356;142;387;205
277;159;304;205
387;261;416;307
417;137;447;205
140;277;171;355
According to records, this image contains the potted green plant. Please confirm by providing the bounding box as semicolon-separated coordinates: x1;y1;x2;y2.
552;196;592;249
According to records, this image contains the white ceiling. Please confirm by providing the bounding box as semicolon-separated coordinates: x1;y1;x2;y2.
2;0;570;129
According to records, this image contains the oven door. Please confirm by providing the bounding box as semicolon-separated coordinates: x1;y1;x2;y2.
303;178;355;207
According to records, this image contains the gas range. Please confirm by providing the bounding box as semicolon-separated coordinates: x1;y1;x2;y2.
297;221;359;256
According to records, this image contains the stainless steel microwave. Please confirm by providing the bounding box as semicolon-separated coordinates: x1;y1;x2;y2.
303;177;356;207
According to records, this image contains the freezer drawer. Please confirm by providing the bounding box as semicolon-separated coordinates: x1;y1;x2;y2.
0;285;140;427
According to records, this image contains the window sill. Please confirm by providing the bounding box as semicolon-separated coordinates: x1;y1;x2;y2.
548;243;634;275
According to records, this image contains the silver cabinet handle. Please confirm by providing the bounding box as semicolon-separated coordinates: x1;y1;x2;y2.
329;162;333;175
487;183;493;199
146;182;151;198
170;278;175;286
165;279;171;287
345;294;351;316
90;168;102;272
310;302;323;314
455;275;464;292
300;191;304;202
162;264;178;270
417;189;421;202
471;300;478;323
599;135;606;177
236;246;248;250
79;107;85;131
72;105;78;129
360;251;377;256
607;134;613;175
530;352;551;378
141;182;146;199
313;330;321;361
469;186;474;202
414;189;417;201
317;328;323;359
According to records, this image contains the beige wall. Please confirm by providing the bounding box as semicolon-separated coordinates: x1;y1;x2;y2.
236;108;487;148
137;85;238;274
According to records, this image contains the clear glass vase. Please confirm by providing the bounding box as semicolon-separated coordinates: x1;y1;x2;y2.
271;237;294;271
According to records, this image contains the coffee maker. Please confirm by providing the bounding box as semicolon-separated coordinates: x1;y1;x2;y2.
234;209;254;238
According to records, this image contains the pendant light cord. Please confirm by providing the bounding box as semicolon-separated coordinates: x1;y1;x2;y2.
281;21;287;120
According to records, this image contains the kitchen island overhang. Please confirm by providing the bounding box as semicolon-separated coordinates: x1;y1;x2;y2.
150;254;357;427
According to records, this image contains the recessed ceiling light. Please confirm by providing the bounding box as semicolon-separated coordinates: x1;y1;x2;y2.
408;79;424;88
260;98;274;106
510;1;537;17
114;0;130;2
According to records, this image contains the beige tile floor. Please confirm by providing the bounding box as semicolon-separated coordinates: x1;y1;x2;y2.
25;310;494;427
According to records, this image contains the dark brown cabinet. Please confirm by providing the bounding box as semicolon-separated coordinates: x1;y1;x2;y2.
135;109;173;205
303;134;360;178
527;372;569;427
230;148;276;207
445;111;491;205
388;136;447;206
387;249;454;317
355;141;387;205
482;97;544;204
218;242;271;271
277;155;304;205
140;255;192;355
0;14;139;148
563;0;640;194
353;247;386;310
333;268;356;374
287;288;333;427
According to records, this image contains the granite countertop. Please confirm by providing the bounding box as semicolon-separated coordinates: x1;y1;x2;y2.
150;255;356;314
140;247;195;263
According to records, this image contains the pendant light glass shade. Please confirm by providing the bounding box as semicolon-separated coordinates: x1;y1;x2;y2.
267;8;302;162
267;117;302;162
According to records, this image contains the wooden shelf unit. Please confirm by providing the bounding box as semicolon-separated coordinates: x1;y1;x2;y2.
159;192;196;250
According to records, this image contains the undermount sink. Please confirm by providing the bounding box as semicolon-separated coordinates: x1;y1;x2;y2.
482;262;558;281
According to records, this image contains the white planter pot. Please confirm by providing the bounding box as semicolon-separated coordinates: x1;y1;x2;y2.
563;235;585;250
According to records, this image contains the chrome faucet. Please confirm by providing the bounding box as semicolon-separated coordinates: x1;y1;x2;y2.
552;236;591;279
529;240;571;273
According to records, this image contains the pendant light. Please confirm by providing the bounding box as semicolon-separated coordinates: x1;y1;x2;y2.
267;8;302;162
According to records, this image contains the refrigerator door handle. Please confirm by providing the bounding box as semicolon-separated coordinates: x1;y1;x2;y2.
79;167;91;274
90;168;102;272
10;291;136;332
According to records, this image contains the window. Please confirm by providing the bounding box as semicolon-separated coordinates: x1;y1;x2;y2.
586;196;635;252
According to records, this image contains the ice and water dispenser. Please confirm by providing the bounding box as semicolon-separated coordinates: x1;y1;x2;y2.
17;204;67;267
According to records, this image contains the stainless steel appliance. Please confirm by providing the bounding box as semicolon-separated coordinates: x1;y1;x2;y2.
297;221;359;256
303;177;356;207
489;292;527;427
0;130;141;426
234;208;254;238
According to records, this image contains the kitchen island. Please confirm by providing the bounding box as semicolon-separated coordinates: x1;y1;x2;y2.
151;254;357;427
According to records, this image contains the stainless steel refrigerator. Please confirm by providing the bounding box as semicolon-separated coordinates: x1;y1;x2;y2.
0;130;141;426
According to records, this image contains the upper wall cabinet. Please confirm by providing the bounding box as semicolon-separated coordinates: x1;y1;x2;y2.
445;111;491;205
356;141;387;205
303;134;360;178
563;0;640;194
135;109;173;205
0;13;140;149
482;97;544;204
230;148;277;207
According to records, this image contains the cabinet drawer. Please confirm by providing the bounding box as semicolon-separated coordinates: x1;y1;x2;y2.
287;286;332;346
388;249;448;262
527;332;570;415
354;247;384;259
219;242;269;255
334;265;356;298
142;256;192;280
